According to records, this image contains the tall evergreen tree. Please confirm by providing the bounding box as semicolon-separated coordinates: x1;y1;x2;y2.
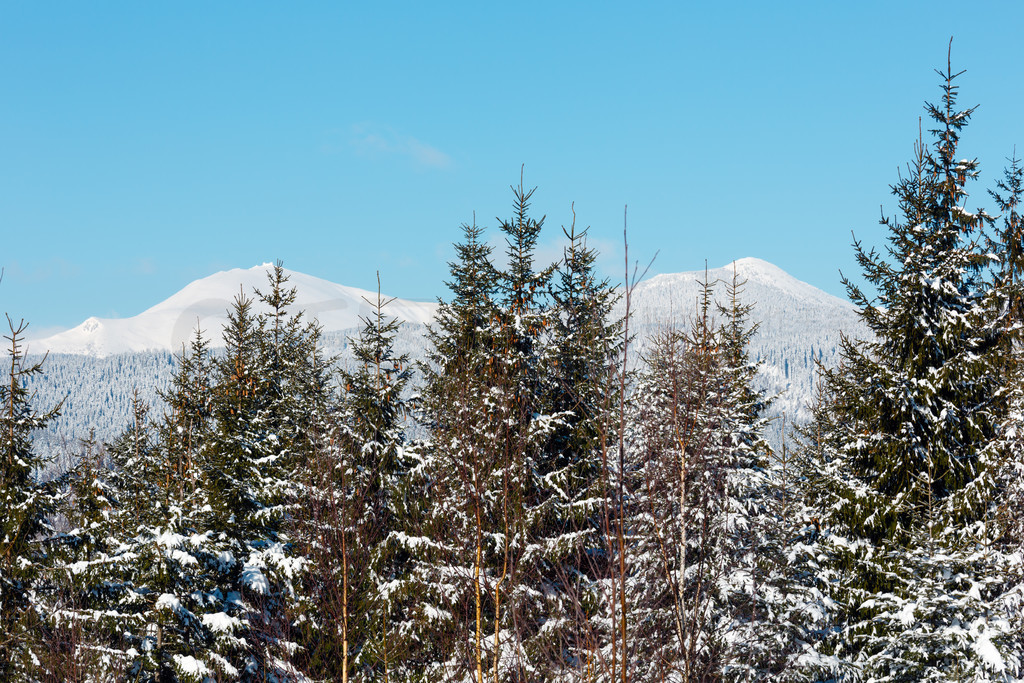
988;153;1024;335
801;57;1024;680
988;154;1024;682
199;263;328;680
327;278;415;681
414;216;509;679
415;181;594;681
100;335;222;682
0;316;61;679
536;216;622;674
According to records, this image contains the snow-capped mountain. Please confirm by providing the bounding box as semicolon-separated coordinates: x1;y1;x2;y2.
24;258;866;469
625;257;866;429
35;264;438;357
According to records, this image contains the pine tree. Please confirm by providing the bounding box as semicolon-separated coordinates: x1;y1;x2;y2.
414;180;576;680
100;336;223;682
414;217;506;679
988;154;1024;683
199;263;327;680
314;276;414;681
624;276;737;682
989;154;1024;552
535;215;622;675
801;56;1024;680
713;269;794;682
488;180;570;679
989;153;1024;335
0;316;61;680
40;423;120;677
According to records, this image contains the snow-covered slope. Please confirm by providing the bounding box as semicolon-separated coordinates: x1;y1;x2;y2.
24;258;866;467
35;264;438;357
625;257;866;430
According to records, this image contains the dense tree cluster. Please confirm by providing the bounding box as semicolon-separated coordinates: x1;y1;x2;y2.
3;59;1024;681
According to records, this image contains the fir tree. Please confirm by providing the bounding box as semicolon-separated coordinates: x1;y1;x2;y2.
316;276;414;681
802;55;1024;680
0;316;61;680
536;214;622;674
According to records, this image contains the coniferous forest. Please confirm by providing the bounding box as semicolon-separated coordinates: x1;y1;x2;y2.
3;61;1024;682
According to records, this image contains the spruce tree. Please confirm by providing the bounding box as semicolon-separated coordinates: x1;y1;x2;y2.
414;217;506;679
324;278;414;681
101;337;222;682
199;264;327;680
624;277;734;682
536;216;621;674
712;270;796;682
40;419;121;677
988;153;1024;334
0;316;61;680
414;180;576;680
802;57;1024;680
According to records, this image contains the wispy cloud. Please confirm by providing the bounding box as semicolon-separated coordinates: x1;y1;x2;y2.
349;123;453;170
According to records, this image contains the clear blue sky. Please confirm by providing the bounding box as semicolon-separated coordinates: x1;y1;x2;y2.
3;2;1023;334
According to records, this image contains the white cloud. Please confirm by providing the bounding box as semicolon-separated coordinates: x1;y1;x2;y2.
350;123;453;170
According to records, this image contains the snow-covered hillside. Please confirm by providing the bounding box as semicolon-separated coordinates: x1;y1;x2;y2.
624;257;866;433
34;264;438;357
23;258;866;468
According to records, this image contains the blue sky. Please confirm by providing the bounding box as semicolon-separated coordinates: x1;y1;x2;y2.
3;2;1023;333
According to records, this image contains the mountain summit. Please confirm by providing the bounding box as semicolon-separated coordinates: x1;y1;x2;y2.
625;257;864;427
35;264;439;358
26;258;864;455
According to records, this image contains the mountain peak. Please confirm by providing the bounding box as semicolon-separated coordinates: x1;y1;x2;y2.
37;265;438;358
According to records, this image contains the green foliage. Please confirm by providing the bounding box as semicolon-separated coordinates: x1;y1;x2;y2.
802;58;1023;680
0;316;61;679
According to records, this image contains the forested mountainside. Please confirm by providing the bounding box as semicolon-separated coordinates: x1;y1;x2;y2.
623;257;864;439
22;258;863;473
22;324;434;476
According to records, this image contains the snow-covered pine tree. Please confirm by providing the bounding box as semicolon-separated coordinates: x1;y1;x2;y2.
483;180;574;679
712;269;800;682
197;263;329;680
413;217;505;680
988;152;1024;673
95;333;225;682
414;179;569;680
535;215;621;676
623;276;726;682
622;269;786;682
328;277;415;681
0;316;61;679
988;153;1024;337
801;56;1024;680
622;275;730;681
41;427;122;679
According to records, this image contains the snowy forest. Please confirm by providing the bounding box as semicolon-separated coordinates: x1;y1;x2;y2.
2;63;1024;682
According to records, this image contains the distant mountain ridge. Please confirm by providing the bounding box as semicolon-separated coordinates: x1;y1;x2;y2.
23;258;866;467
34;264;439;357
